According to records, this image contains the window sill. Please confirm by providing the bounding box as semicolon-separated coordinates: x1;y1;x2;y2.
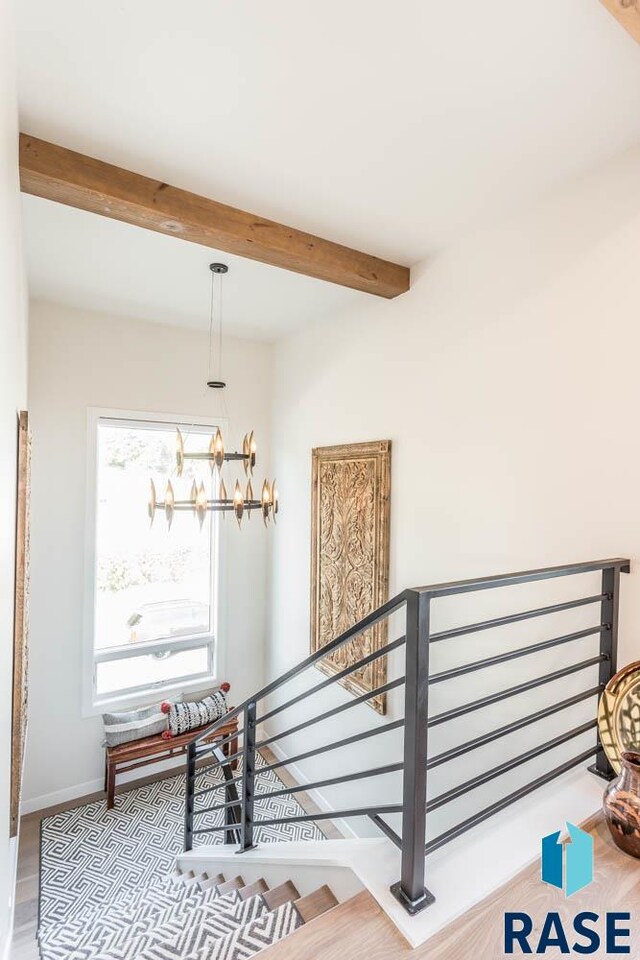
82;673;221;719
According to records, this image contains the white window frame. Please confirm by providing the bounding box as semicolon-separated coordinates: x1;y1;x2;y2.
82;407;227;716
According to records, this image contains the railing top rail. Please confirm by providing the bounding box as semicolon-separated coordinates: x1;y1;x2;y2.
188;589;410;743
413;558;630;598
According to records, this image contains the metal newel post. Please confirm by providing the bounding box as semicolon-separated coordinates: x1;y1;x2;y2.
390;590;435;914
184;740;196;852
224;783;236;845
590;565;621;781
223;757;236;845
240;701;257;851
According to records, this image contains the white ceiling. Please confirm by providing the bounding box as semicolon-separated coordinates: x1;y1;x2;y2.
22;195;366;340
17;0;640;333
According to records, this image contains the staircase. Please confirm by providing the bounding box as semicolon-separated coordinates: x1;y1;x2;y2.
36;867;338;960
180;557;630;947
29;558;631;957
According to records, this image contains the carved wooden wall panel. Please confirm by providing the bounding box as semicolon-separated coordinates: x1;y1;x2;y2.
310;440;391;714
11;411;31;837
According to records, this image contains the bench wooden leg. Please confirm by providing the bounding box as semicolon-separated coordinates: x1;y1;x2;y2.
222;736;239;772
230;735;238;771
106;759;116;809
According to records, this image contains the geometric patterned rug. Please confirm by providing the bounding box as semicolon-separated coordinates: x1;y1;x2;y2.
40;757;324;927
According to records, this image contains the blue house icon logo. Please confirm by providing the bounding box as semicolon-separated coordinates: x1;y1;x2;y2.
541;823;593;897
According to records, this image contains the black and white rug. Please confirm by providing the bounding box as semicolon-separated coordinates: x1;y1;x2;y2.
40;758;324;926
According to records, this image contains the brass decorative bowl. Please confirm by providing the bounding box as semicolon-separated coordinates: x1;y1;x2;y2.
598;661;640;775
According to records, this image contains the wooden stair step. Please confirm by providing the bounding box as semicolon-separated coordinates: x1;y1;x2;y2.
262;881;300;911
294;885;339;924
216;875;245;896
199;872;226;890
182;871;207;887
250;891;404;960
238;878;269;900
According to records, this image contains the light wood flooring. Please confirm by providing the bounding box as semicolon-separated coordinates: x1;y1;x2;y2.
261;813;640;960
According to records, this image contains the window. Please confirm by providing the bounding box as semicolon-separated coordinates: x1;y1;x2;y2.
85;411;220;709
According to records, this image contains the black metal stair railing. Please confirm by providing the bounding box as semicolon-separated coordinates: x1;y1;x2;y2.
183;557;630;917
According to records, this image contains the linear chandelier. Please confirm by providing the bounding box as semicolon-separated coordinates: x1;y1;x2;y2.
148;263;279;529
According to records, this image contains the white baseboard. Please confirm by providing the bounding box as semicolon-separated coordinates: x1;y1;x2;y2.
21;754;186;816
20;738;357;834
3;836;18;960
264;739;359;840
2;931;12;960
21;777;104;815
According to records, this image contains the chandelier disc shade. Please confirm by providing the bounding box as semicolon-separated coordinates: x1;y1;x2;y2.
149;469;278;529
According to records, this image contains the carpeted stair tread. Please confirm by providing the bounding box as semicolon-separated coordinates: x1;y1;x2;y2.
39;876;226;956
191;899;302;960
60;891;267;960
38;870;193;931
78;899;301;960
39;872;209;942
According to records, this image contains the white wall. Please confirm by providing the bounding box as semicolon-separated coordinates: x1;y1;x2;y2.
0;0;28;950
266;146;640;841
23;301;272;809
21;145;640;848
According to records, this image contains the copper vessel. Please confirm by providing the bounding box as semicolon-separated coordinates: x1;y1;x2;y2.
603;750;640;858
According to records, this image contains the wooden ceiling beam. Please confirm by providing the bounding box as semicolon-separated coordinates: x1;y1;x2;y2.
599;0;640;44
19;134;409;299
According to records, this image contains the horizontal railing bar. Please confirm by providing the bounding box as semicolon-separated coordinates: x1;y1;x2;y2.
255;762;405;804
258;720;405;774
427;684;603;769
428;655;606;727
424;746;599;855
256;677;405;749
195;797;243;817
192;822;247;835
197;744;246;770
193;771;244;794
189;591;410;744
415;558;630;598
252;805;404;827
188;744;582;823
429;594;607;643
192;804;405;835
429;626;604;685
195;728;243;757
369;814;402;850
258;636;406;725
428;719;597;813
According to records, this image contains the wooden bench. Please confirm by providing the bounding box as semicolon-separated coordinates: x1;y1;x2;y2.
104;716;239;809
